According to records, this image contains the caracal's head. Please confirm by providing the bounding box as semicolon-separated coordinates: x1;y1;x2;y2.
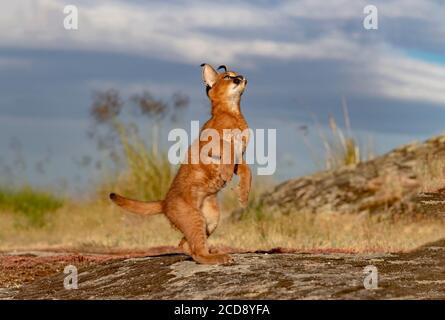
201;63;247;104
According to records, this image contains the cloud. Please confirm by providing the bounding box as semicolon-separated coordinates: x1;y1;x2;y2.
0;0;392;63
373;54;445;105
0;0;442;61
0;0;368;75
1;0;444;106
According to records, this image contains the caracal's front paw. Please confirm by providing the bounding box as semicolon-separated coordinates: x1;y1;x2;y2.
194;253;234;265
216;253;234;265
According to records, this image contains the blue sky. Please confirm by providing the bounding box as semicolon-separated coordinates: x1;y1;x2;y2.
1;0;445;193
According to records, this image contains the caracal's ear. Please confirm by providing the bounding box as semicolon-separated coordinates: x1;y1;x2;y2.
201;63;218;88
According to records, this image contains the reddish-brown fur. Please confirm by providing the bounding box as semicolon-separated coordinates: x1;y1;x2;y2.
110;64;251;264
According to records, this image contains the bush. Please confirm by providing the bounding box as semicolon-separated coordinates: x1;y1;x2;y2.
0;187;63;227
299;99;374;170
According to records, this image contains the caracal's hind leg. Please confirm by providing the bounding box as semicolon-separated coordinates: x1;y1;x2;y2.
202;195;225;254
169;201;231;264
178;237;190;254
178;195;224;255
202;195;220;236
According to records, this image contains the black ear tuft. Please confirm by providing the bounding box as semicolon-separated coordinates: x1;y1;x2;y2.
200;63;206;67
217;65;227;72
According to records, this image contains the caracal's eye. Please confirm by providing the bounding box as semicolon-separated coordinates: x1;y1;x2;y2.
223;75;231;80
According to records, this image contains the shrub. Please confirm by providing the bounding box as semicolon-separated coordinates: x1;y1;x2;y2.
0;187;63;227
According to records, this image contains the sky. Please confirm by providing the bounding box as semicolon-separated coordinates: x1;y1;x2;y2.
0;0;445;193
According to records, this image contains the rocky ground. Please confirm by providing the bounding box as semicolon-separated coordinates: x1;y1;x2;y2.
1;238;444;299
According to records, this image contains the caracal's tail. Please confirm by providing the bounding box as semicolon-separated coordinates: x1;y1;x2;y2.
109;193;164;215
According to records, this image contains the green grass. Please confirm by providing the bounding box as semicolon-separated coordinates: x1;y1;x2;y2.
0;187;63;227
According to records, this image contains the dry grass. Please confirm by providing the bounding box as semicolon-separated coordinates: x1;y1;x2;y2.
1;198;444;253
219;213;445;252
415;154;445;192
300;99;374;170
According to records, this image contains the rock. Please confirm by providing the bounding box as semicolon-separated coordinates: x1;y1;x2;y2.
1;239;445;299
261;134;445;216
